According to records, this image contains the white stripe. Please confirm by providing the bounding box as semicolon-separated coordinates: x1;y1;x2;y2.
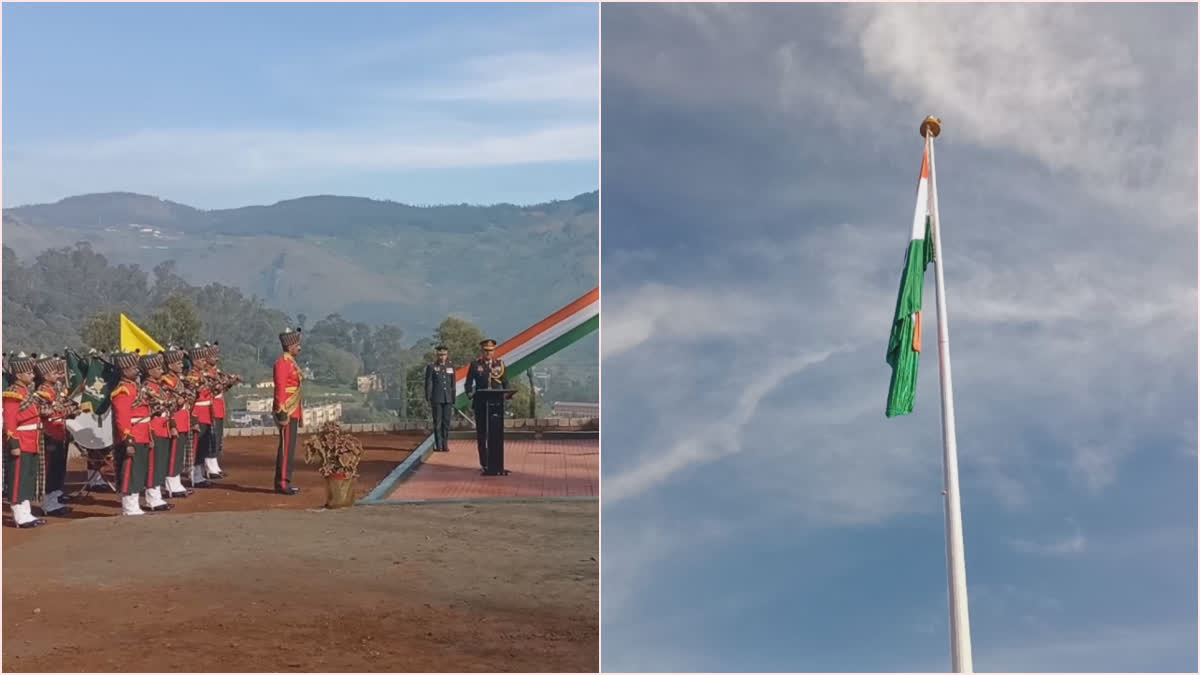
911;176;929;241
504;302;599;364
131;417;151;424
453;300;598;396
195;401;212;406
15;424;40;431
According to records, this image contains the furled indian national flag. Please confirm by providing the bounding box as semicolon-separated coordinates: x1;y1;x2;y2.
885;143;936;418
453;287;599;409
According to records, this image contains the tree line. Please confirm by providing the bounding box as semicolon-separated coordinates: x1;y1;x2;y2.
2;242;586;420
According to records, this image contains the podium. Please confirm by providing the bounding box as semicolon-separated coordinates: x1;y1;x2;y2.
474;388;516;476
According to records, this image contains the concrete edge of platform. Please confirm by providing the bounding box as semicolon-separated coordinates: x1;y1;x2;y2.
355;431;599;506
359;496;599;506
447;430;599;440
357;433;436;504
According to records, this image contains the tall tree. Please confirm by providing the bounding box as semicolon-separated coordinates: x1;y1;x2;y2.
146;293;203;347
434;316;487;367
79;311;121;351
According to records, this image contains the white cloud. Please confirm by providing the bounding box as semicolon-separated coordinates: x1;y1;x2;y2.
603;347;845;503
7;123;598;199
599;5;1193;669
600;283;778;359
607;3;1196;225
3;6;599;207
409;52;599;104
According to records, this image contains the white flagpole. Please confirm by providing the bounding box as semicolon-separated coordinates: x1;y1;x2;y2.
922;116;974;673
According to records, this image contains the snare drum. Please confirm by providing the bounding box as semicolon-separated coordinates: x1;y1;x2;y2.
66;409;114;453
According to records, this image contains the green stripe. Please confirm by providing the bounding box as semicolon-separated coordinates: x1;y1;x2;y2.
454;313;599;410
885;216;933;418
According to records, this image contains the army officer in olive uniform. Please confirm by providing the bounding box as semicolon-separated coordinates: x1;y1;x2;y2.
424;346;456;452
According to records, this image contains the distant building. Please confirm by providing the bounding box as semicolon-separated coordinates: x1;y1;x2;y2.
245;397;273;413
255;380;273;389
302;403;343;427
356;374;384;393
551;401;599;418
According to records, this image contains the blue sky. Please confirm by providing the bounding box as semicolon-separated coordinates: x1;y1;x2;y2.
600;4;1196;673
2;2;598;209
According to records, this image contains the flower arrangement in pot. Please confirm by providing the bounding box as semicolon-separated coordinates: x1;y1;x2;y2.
303;421;364;509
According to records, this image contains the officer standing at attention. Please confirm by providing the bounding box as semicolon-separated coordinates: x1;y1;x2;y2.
463;339;511;471
273;328;304;495
424;346;457;453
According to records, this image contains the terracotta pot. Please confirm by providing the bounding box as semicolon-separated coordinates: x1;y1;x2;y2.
325;474;356;509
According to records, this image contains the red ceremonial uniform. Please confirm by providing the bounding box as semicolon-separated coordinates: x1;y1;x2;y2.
111;380;152;445
210;367;227;420
191;373;213;425
273;353;303;421
144;380;172;439
3;384;41;453
162;374;191;432
35;383;66;442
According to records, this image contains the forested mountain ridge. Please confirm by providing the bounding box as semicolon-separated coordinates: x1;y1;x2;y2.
3;190;599;346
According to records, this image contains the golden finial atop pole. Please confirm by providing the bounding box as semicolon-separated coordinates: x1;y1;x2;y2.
920;116;942;138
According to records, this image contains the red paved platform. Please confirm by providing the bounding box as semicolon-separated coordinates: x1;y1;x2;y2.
385;436;598;501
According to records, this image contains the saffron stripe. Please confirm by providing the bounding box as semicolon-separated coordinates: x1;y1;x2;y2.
913;311;922;353
493;288;599;358
452;298;599;394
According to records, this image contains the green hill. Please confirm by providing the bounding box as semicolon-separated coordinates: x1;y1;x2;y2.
3;191;598;346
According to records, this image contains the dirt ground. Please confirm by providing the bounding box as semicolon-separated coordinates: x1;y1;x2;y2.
3;432;599;672
2;431;424;550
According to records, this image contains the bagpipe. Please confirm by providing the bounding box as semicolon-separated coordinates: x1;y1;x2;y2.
195;368;242;395
142;380;180;419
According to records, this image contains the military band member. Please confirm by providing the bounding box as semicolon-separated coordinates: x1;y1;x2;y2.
51;355;82;503
207;341;240;478
34;357;73;516
111;352;157;516
1;353;8;503
463;339;511;471
273;328;303;495
187;344;218;487
139;353;174;512
161;347;194;498
4;353;47;528
425;346;457;452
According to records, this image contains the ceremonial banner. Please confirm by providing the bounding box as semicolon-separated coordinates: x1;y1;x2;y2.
119;313;164;354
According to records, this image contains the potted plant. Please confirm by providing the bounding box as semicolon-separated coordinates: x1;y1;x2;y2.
303;421;364;509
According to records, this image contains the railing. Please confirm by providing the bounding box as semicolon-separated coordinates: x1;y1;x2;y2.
222;416;599;437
